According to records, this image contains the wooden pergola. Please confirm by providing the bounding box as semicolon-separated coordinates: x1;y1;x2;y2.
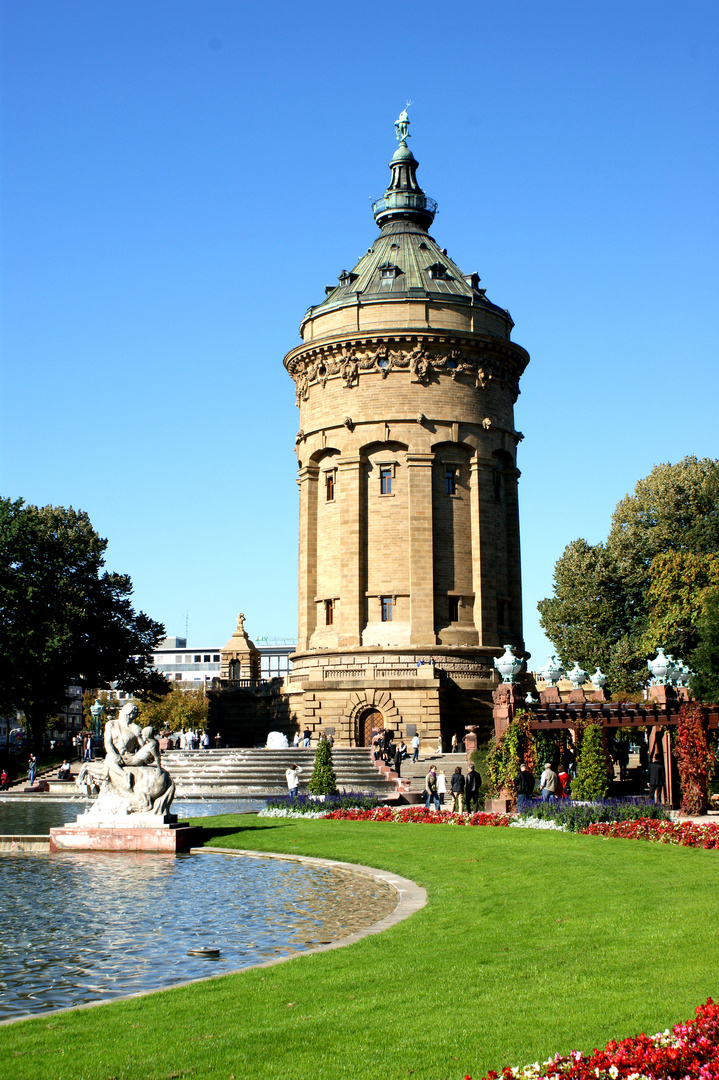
473;684;719;810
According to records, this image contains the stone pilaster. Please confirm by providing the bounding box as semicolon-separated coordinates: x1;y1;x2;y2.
297;465;319;651
338;455;363;647
407;453;436;645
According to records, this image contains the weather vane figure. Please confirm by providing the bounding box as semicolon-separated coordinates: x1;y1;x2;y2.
394;101;413;145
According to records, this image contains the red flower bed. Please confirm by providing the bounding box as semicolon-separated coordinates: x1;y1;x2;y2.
323;806;511;827
581;817;719;849
472;998;719;1080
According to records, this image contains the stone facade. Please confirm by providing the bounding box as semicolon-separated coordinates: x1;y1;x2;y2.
210;116;530;749
279;117;530;749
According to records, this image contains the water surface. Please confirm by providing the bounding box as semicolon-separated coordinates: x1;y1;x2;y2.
0;850;395;1018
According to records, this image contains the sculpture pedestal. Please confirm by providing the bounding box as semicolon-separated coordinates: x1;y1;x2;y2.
49;822;202;853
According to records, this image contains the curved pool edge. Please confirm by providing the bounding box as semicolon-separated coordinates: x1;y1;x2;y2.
0;846;426;1028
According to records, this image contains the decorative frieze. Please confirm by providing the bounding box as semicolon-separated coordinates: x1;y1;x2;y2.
287;335;526;404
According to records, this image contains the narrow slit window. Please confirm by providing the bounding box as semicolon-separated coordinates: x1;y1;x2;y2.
325;599;334;626
326;473;335;501
380;467;392;495
449;596;460;622
445;467;457;496
381;597;393;622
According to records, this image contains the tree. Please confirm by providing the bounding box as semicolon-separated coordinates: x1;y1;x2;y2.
691;589;719;702
572;722;609;801
136;686;208;733
674;702;716;814
0;498;169;754
538;457;719;694
308;736;338;795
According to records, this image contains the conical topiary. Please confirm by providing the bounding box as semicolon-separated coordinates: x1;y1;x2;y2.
572;722;609;800
308;735;338;795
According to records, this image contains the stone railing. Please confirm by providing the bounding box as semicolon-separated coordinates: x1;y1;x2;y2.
374;666;418;678
323;667;366;679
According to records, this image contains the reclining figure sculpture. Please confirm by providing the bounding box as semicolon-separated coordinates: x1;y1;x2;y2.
76;702;175;820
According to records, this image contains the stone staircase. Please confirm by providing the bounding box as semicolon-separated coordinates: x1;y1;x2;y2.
392;752;472;802
161;747;399;797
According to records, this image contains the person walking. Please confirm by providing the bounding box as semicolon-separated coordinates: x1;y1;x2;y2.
557;765;571;800
451;733;458;754
285;763;302;799
465;762;481;813
451;766;465;813
649;754;666;804
437;769;447;806
425;766;440;811
0;769;9;791
411;732;420;763
28;754;37;785
540;761;558;803
516;763;535;810
214;732;222;748
393;743;403;778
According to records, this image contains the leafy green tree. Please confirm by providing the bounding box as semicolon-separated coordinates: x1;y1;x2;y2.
691;589;719;702
136;686;208;733
308;736;338;795
538;457;719;694
0;498;169;754
572;723;609;800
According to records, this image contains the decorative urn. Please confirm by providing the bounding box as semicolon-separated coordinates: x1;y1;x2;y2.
567;662;588;689
590;667;608;690
647;648;671;684
540;655;564;686
494;644;523;684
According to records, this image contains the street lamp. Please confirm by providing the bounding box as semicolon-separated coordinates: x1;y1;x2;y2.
90;698;104;738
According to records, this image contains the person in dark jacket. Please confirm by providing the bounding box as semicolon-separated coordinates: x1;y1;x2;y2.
465;763;481;813
516;763;535;810
649;755;666;804
425;766;440;811
393;744;403;778
451;766;466;813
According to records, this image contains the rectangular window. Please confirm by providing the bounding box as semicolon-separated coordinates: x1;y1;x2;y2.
325;599;334;626
203;655;210;662
326;473;335;501
194;655;201;663
449;596;460;622
213;654;220;662
381;597;393;622
445;467;457;496
380;467;392;495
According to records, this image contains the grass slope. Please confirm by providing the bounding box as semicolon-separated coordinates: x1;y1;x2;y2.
3;816;719;1080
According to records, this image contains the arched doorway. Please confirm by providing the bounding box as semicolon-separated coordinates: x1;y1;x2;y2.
358;708;384;747
229;659;241;680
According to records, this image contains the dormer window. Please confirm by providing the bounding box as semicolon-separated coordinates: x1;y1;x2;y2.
379;262;400;281
427;263;449;280
338;270;358;288
464;272;481;290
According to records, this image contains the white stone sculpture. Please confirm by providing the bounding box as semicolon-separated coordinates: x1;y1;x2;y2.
494;644;523;684
567;662;588;689
540;656;564;686
75;703;175;825
590;667;608;690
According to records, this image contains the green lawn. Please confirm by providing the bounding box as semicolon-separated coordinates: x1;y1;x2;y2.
3;815;719;1080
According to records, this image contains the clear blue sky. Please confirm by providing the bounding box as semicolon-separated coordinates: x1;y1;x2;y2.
2;0;717;664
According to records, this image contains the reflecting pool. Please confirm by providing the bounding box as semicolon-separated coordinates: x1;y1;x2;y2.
0;797;265;836
0;849;396;1018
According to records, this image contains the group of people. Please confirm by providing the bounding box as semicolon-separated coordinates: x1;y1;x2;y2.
515;762;573;809
371;731;411;776
292;728;314;748
424;764;482;813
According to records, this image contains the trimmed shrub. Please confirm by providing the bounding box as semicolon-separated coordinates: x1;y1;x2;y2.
308;736;338;795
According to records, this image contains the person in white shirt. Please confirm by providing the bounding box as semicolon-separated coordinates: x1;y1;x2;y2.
411;733;420;762
292;732;300;748
286;764;302;799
